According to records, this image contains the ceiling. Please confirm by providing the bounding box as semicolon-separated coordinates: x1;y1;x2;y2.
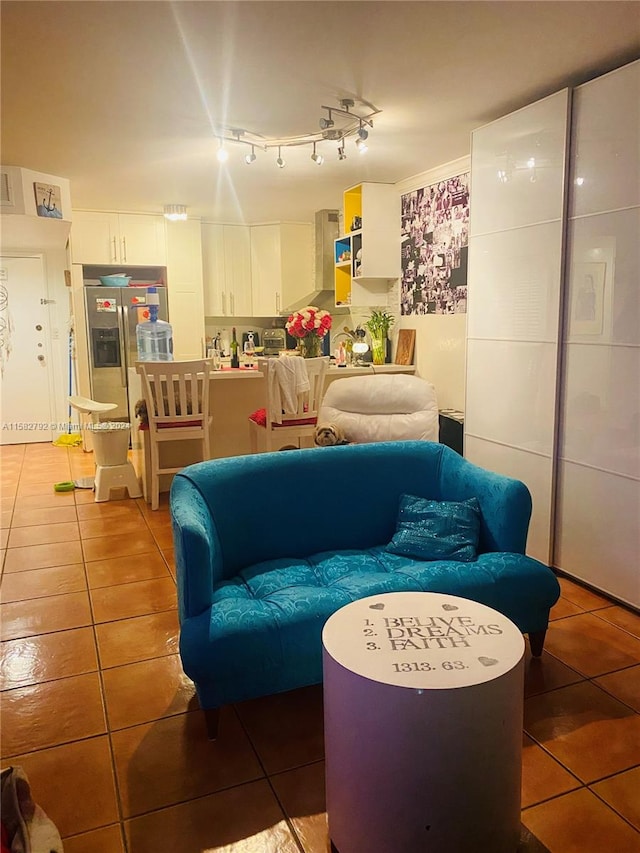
1;1;639;225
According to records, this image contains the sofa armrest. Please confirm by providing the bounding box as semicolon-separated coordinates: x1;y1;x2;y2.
171;475;223;621
438;447;532;554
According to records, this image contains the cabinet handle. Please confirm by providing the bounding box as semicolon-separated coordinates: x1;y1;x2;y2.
276;293;280;312
222;292;227;315
121;236;127;263
230;293;235;315
111;236;117;263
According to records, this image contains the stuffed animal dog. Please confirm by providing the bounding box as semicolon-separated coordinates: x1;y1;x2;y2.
134;392;197;427
134;399;149;427
314;422;350;447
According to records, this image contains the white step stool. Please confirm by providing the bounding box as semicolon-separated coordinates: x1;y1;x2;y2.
68;396;142;502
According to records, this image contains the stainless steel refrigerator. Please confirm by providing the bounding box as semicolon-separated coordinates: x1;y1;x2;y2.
84;286;169;420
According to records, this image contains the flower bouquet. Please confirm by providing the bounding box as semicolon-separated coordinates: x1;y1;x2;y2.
285;306;332;358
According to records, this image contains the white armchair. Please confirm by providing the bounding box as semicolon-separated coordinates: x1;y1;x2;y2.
318;373;439;444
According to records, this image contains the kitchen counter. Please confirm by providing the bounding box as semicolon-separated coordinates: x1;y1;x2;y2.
131;360;417;502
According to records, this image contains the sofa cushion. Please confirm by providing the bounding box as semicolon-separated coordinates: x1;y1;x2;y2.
209;546;559;646
387;494;481;562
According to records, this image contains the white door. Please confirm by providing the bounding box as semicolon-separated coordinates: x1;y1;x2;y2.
0;255;54;444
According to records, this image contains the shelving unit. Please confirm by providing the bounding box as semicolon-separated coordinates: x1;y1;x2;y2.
334;182;400;307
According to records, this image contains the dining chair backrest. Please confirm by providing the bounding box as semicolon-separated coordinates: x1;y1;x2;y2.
250;356;330;452
137;360;211;433
136;359;212;509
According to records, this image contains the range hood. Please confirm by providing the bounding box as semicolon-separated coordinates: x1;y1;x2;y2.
282;209;349;315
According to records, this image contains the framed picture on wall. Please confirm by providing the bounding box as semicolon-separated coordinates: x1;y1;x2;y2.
33;182;63;219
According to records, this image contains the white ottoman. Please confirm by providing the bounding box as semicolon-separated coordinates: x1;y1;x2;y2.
322;591;525;853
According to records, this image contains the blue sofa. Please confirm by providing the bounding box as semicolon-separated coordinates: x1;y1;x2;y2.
171;441;560;737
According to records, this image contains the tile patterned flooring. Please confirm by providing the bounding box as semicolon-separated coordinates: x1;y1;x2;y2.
1;442;639;852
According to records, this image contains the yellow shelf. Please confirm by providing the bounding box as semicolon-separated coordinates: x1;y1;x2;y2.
343;186;362;233
335;265;351;306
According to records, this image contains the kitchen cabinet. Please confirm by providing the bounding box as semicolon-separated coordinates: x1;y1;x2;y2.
71;211;167;266
166;218;205;360
334;182;400;307
251;223;313;316
202;223;252;316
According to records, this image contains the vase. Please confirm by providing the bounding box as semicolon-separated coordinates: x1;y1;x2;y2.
299;335;322;358
371;334;386;365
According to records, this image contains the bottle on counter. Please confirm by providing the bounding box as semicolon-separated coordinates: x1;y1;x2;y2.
230;326;240;368
136;287;174;362
243;331;256;368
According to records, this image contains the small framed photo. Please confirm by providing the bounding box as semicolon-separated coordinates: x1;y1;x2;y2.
34;182;63;219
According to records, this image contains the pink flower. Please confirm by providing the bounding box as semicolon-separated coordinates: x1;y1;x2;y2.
285;306;333;339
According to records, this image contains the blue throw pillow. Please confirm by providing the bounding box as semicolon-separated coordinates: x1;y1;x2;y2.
387;494;481;562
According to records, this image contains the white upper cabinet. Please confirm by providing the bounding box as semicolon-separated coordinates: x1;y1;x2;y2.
251;223;313;317
165;218;205;360
202;223;226;316
335;182;400;307
71;211;167;266
202;223;252;316
224;225;252;316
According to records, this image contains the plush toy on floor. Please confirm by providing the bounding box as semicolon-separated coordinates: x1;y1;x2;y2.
314;423;350;447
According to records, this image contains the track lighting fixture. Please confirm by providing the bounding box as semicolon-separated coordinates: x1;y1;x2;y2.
319;109;334;130
216;139;228;163
210;97;378;169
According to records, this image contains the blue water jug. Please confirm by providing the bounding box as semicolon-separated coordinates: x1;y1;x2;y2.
136;288;174;362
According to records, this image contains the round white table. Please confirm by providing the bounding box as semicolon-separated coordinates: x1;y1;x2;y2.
322;591;525;853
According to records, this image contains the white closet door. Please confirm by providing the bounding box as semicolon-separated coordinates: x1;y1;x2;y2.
466;89;570;564
555;60;640;607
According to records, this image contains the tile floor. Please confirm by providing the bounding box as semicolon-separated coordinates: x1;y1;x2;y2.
1;442;639;852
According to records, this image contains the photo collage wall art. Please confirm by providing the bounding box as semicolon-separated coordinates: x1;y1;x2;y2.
400;173;470;315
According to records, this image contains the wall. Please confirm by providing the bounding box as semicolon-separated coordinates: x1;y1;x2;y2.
1;166;75;435
394;156;469;411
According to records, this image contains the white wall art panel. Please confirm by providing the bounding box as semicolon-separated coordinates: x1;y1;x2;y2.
465;340;558;457
570;60;640;219
464;436;553;563
555;462;640;607
467;223;563;342
470;90;569;236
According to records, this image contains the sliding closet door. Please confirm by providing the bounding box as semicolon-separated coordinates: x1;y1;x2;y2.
465;90;570;563
554;60;639;607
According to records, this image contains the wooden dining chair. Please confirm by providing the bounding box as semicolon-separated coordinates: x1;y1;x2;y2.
136;359;212;509
248;356;330;452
